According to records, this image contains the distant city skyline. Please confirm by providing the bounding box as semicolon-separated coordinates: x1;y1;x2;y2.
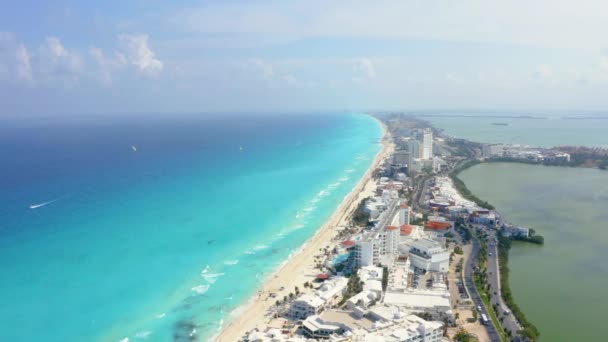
2;0;608;116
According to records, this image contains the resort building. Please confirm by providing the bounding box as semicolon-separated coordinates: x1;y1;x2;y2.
393;151;411;166
482;143;505;158
288;277;348;320
301;308;444;341
503;225;530;238
289;295;325;320
406;140;421;160
398;203;410;226
364;197;388;220
354;233;380;267
421;129;433;160
408;238;449;273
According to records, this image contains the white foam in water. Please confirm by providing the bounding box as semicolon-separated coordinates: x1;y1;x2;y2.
119;338;129;342
191;284;210;294
201;273;225;284
328;182;341;188
318;190;326;196
135;331;152;339
345;168;355;173
303;206;315;212
155;313;166;319
224;259;239;266
339;176;349;182
201;265;210;274
253;244;268;251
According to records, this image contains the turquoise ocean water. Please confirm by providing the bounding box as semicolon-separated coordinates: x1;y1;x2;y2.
0;113;381;341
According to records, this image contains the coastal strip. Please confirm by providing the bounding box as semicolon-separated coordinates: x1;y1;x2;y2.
214;118;394;341
451;160;541;340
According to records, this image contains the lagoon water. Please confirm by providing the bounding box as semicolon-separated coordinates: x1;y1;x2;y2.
424;113;608;147
0;113;381;341
460;163;608;341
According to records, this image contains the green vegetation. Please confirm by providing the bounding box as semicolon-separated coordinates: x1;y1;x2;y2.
352;197;371;226
449;160;495;210
454;328;477;342
455;221;472;244
454;246;463;255
382;267;389;292
339;273;364;307
449;157;542;340
472;233;507;342
497;234;540;340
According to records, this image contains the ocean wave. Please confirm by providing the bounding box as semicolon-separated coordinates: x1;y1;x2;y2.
344;168;355;173
253;244;268;251
302;206;316;212
318;190;326;197
339;176;350;182
135;331;152;339
202;272;225;284
119;338;129;342
155;313;166;319
224;259;239;266
191;284;210;294
201;265;210;274
328;182;341;188
310;197;321;203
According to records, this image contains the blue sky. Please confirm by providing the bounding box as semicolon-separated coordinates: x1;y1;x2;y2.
2;0;608;116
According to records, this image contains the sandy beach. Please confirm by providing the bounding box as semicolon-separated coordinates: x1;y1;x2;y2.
214;118;394;341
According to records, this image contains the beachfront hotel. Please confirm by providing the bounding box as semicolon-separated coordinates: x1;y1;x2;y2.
301;309;444;341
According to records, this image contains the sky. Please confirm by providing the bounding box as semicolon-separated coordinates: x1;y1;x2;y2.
2;0;608;116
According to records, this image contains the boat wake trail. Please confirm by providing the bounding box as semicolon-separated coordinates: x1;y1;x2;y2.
29;197;63;209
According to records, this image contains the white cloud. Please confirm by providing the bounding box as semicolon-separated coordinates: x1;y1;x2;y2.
171;0;608;49
90;47;127;85
46;37;68;57
118;34;163;75
251;58;274;80
15;44;32;81
534;64;553;78
354;58;376;80
283;74;297;86
38;36;83;86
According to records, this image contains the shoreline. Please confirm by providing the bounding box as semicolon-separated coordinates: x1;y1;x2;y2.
451;159;541;340
213;117;394;341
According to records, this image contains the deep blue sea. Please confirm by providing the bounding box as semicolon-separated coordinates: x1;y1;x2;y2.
0;113;381;341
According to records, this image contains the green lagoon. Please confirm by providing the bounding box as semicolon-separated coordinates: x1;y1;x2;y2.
460;162;608;341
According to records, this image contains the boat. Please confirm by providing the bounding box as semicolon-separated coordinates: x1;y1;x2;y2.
491;122;509;126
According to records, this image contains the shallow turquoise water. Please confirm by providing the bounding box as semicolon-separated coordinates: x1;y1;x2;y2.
0;113;381;341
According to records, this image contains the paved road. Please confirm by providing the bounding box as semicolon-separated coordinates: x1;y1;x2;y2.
480;228;523;340
463;235;502;342
377;199;399;229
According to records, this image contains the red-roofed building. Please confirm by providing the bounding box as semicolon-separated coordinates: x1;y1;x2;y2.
400;224;413;236
387;225;398;231
340;240;356;249
315;273;330;281
424;221;452;230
